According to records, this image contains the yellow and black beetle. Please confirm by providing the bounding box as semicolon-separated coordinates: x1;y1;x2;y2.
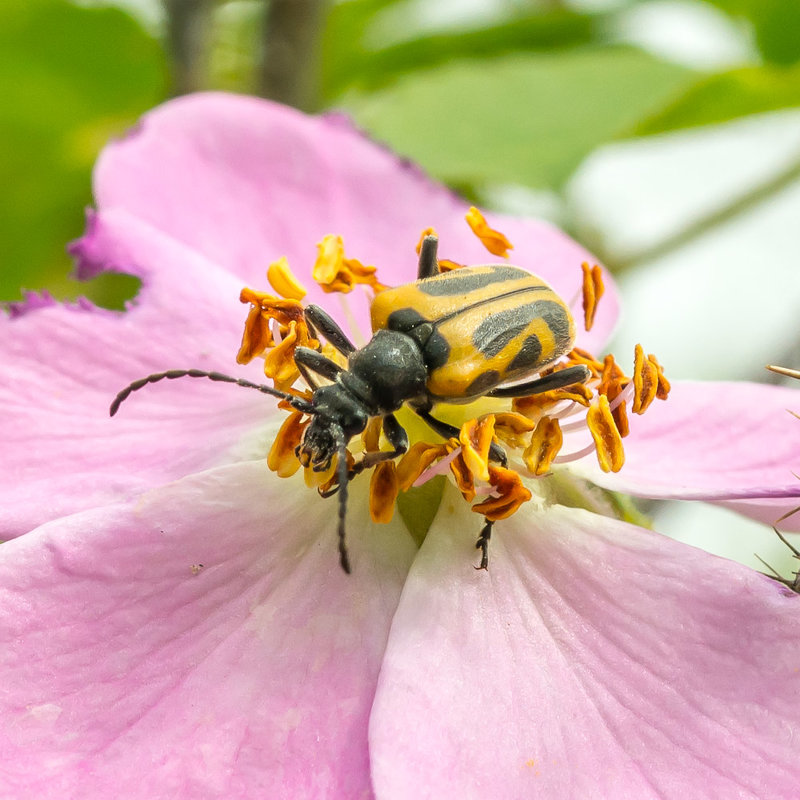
110;235;590;573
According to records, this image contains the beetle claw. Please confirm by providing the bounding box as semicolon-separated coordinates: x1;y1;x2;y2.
475;519;493;571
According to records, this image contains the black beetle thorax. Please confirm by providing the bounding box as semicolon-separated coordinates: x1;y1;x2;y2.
345;330;428;413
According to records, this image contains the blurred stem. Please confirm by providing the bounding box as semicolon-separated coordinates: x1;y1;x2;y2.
259;0;328;110
163;0;215;95
614;149;800;271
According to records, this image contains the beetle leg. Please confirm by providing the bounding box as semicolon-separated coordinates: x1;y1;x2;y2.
413;408;507;466
475;518;493;570
294;346;343;388
486;365;591;399
417;234;439;279
304;305;357;356
351;414;409;476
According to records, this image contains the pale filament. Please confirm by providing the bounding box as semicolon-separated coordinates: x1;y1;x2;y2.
412;446;461;487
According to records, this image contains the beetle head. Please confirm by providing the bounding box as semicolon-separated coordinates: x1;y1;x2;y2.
296;416;341;472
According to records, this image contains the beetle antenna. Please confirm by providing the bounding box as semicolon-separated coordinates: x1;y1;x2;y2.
109;369;314;417
335;433;352;574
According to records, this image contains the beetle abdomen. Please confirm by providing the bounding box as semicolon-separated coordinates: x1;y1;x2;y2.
372;265;576;401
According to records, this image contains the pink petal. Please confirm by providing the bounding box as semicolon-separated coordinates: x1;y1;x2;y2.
89;92;617;350
0;461;416;798
1;210;272;536
370;493;800;799
572;380;800;525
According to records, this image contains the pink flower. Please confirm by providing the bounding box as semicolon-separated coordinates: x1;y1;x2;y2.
2;93;800;799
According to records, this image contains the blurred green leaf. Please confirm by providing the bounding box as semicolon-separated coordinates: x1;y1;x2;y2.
705;0;800;65
0;0;167;307
321;1;599;102
338;47;693;191
633;63;800;135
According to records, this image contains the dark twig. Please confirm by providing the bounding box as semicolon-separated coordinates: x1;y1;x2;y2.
163;0;216;95
258;0;328;110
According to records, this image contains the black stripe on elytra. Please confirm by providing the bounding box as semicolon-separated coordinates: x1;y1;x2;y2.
472;300;568;358
473;315;529;358
464;370;501;396
417;266;530;296
506;335;542;373
431;284;552;330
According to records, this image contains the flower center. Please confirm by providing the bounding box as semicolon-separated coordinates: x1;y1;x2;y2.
235;208;670;539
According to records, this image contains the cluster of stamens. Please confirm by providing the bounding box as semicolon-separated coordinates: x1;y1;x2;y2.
237;208;671;528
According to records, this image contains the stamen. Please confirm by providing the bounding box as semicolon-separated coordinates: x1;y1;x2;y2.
370;461;399;523
264;321;302;390
649;352;671;400
236;291;313;374
564;347;605;379
523;417;563;476
267;257;308;300
449;449;477;502
459;416;495;483
472;465;532;519
267;412;308;477
597;354;630;437
465;206;513;258
586;395;625;473
553;440;597;464
310;452;349;490
236;302;274;363
580;262;604;332
607;381;635;414
632;344;658;414
313;234;386;294
397;442;450;490
513;383;592;418
493;413;536;449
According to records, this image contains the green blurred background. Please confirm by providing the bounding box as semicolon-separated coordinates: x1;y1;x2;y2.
4;0;799;309
3;0;800;571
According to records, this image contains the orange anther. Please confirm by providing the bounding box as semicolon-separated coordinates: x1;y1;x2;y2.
587;395;625;473
313;234;386;294
236;302;274;364
492;412;537;448
565;347;604;378
649;352;671;400
632;344;659;414
472;465;532;520
459;415;495;483
523;416;563;476
267;256;308;300
513;382;593;418
449;449;476;502
465;206;513;258
396;441;450;490
370;461;399;523
267;412;308;477
263;321;303;390
310;451;353;490
237;291;310;367
580;262;605;332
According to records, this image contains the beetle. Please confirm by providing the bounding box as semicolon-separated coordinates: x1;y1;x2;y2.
110;235;590;573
